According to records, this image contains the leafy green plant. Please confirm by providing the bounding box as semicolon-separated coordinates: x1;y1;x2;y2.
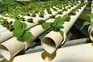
39;11;44;18
16;16;25;21
13;20;33;43
69;9;79;15
32;12;36;17
38;19;45;24
81;13;93;29
46;8;52;14
26;13;31;16
62;14;70;21
77;3;85;9
27;18;33;23
0;18;13;31
42;16;65;36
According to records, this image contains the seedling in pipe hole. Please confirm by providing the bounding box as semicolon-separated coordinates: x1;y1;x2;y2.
46;8;52;14
0;18;33;43
38;19;45;24
13;20;33;43
27;18;33;23
0;18;14;31
81;13;93;44
81;13;93;29
62;14;70;22
39;11;44;18
42;16;65;36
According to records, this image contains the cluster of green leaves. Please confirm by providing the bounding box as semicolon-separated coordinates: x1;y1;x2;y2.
13;20;33;43
81;13;93;29
0;18;13;31
62;15;70;21
16;16;25;21
0;0;65;18
46;8;52;14
27;18;33;23
39;10;44;18
0;17;33;43
38;19;45;24
77;3;85;9
42;16;65;36
69;8;79;15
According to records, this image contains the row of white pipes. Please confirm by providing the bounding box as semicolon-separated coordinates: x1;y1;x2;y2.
0;2;86;61
0;3;81;60
0;2;74;43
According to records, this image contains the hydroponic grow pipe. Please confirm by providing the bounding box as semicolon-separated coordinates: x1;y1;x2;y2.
62;38;90;47
0;26;7;33
0;22;35;43
41;4;87;54
0;38;90;62
88;3;93;41
12;43;93;62
0;3;80;60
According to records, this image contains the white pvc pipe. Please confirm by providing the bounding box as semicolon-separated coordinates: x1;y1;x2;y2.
0;37;25;60
7;43;93;62
0;27;7;33
0;23;35;43
41;5;86;54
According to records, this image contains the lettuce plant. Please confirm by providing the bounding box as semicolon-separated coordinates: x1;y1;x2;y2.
42;16;65;36
13;20;33;43
62;14;70;21
32;12;36;17
69;9;79;15
46;8;52;14
0;18;33;43
81;13;93;29
16;16;25;21
0;18;13;31
38;19;45;24
39;11;44;18
27;18;33;23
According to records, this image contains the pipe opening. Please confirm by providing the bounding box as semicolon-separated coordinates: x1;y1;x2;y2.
91;31;93;37
41;37;56;54
0;45;11;61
